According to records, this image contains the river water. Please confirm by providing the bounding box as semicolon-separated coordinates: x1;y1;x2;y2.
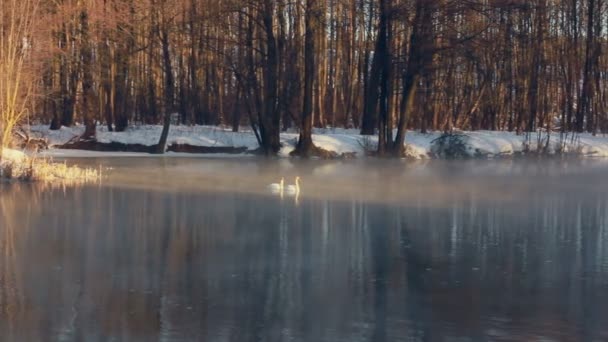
1;158;607;341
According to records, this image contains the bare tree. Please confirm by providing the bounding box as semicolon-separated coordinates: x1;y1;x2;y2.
0;0;43;158
8;0;608;157
293;0;323;157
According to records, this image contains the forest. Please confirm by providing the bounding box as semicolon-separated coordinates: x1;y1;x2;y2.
3;1;608;338
2;0;608;157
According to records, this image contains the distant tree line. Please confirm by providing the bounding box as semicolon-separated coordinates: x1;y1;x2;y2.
18;0;608;155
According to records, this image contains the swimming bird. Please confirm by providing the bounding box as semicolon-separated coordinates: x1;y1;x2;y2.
268;177;284;193
285;176;301;196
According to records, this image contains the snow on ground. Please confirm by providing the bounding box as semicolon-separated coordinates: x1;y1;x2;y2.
575;134;608;157
1;149;28;177
27;124;435;158
0;148;27;172
1;148;34;179
25;124;608;159
2;148;27;163
464;131;608;157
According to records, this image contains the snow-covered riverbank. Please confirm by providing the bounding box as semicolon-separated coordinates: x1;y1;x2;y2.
26;124;608;159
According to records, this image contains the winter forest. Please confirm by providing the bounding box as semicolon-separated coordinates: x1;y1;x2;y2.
4;1;608;340
1;0;608;158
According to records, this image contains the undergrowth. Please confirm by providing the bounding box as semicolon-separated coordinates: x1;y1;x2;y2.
1;155;99;184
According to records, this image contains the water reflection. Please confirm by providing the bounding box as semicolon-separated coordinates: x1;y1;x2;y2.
0;169;608;341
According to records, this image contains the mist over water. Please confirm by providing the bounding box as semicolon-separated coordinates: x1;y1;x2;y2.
1;158;607;341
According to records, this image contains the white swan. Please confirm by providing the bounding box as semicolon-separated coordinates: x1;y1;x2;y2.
268;177;284;193
285;176;301;196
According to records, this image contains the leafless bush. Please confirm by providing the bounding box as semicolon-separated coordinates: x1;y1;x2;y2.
357;136;377;156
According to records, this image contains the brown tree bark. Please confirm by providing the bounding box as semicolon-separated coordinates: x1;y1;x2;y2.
259;0;281;155
294;0;322;157
155;7;174;154
392;0;433;156
80;6;96;140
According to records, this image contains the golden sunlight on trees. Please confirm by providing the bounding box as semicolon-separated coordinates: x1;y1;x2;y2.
1;0;607;157
0;0;42;160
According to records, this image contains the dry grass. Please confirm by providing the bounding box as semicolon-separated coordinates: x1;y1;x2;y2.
1;155;99;184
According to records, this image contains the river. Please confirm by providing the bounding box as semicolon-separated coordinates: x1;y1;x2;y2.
1;158;607;341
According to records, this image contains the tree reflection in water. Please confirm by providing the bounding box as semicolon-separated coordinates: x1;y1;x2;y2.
0;179;607;341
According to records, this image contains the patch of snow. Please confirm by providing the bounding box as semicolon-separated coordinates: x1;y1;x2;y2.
2;148;27;163
25;124;608;159
1;148;34;179
467;131;523;156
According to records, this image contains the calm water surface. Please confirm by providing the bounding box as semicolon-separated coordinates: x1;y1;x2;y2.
1;158;608;341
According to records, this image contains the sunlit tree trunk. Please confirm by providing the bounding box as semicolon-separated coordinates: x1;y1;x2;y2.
79;3;96;140
392;0;433;156
294;0;322;157
0;0;42;158
155;2;174;154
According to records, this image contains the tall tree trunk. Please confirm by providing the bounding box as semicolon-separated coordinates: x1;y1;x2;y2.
155;22;174;154
527;0;545;132
255;0;282;155
376;0;392;155
577;0;595;132
360;0;376;135
294;0;321;157
392;0;432;156
80;6;96;140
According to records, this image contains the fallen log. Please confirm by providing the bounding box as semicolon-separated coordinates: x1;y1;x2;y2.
58;140;248;154
58;140;155;153
167;144;248;154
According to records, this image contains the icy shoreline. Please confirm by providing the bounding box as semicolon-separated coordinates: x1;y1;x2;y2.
25;124;608;159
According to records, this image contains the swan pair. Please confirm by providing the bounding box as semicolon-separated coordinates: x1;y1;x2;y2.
268;176;301;195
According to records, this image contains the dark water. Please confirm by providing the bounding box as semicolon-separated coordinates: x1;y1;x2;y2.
1;159;608;341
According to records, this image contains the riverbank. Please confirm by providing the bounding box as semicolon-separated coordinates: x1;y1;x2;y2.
1;148;98;182
25;124;608;159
